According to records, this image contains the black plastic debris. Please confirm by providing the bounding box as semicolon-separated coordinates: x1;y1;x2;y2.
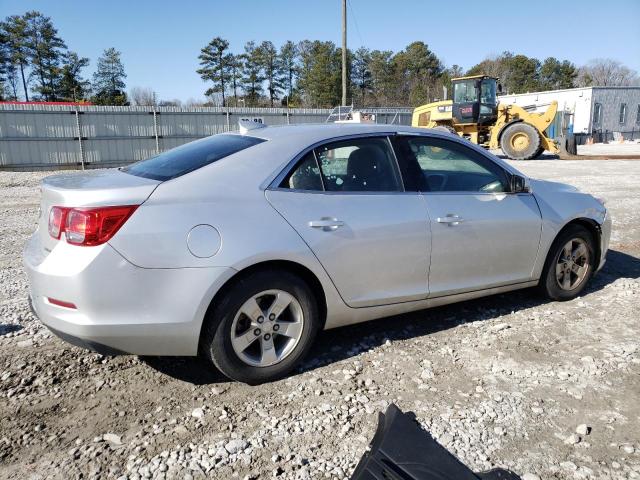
351;404;521;480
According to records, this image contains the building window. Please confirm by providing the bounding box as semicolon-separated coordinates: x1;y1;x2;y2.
636;105;640;125
593;103;602;125
619;103;627;125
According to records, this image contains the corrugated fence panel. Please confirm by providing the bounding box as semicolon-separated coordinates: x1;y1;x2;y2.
0;104;412;169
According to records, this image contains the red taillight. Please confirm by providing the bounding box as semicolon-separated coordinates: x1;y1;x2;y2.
49;205;137;246
48;206;69;239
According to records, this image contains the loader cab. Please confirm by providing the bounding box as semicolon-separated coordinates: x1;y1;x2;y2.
451;76;498;126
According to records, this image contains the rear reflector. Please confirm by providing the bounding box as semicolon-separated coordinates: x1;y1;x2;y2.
47;297;77;309
49;205;138;246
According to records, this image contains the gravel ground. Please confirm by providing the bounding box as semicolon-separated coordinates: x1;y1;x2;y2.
0;160;639;480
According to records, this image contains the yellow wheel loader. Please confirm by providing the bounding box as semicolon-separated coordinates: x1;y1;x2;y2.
412;75;559;160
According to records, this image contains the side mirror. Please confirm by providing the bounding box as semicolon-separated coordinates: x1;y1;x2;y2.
497;83;503;94
510;174;530;193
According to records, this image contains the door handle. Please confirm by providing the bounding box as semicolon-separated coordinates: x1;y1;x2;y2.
308;218;344;231
436;214;463;226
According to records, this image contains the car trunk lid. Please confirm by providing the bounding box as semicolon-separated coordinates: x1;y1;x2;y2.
38;169;160;252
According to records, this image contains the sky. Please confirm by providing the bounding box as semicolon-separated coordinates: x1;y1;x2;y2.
2;0;639;102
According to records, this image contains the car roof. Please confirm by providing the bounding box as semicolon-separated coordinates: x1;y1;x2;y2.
241;123;424;144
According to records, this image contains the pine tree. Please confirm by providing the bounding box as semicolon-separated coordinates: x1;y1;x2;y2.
255;41;283;107
226;53;242;107
539;57;577;90
1;15;32;100
297;41;342;107
92;47;128;105
241;41;264;106
0;28;8;100
279;41;298;106
197;37;231;106
368;50;395;106
393;41;443;105
24;11;66;100
58;51;90;102
352;47;371;106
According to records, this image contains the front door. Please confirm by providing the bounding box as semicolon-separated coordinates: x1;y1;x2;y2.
266;136;431;308
392;135;542;297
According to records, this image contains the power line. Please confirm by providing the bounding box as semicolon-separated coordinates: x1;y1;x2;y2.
347;0;365;47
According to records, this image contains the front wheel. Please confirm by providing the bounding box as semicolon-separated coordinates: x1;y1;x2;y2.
539;225;595;301
201;270;320;384
500;122;541;160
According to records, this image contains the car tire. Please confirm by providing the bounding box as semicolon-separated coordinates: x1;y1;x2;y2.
567;134;577;155
538;224;595;301
532;146;545;159
432;125;457;135
500;122;541;160
201;269;320;384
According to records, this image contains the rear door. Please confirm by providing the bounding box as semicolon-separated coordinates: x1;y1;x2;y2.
266;135;431;308
392;135;542;297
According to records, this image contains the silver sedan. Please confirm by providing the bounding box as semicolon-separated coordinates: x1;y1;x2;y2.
24;123;611;384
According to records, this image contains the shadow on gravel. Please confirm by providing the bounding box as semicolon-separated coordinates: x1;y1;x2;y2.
299;249;640;375
0;324;22;335
590;249;640;286
140;249;638;384
140;356;232;385
495;153;559;161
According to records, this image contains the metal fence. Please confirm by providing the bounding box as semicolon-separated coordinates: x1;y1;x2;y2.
0;104;412;170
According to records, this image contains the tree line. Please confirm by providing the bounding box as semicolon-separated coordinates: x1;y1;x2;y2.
1;10;638;108
199;37;640;108
0;11;128;105
197;37;448;108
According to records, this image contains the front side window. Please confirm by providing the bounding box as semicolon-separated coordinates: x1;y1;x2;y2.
453;80;478;103
480;79;497;105
393;136;508;193
593;103;602;125
620;103;627;124
315;137;402;192
123;134;265;181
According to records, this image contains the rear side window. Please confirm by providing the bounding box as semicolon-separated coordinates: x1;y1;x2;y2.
123;134;265;181
279;137;403;192
316;137;402;192
281;152;323;191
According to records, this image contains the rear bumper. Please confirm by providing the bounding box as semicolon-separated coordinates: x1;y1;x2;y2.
47;324;129;355
24;232;235;356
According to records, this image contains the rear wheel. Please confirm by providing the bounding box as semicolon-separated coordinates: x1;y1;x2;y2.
532;146;545;158
432;125;457;135
539;224;595;301
201;270;320;384
500;122;541;160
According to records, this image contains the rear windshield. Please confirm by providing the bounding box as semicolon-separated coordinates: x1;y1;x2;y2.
122;134;265;181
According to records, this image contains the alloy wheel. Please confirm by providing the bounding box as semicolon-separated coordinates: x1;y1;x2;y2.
230;290;304;367
555;238;590;291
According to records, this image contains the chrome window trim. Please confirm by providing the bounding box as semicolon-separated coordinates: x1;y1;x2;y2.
385;136;406;192
420;191;524;196
267;188;420;196
312;149;327;192
265;129;528;193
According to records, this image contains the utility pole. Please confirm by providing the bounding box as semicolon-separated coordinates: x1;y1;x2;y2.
341;0;347;106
